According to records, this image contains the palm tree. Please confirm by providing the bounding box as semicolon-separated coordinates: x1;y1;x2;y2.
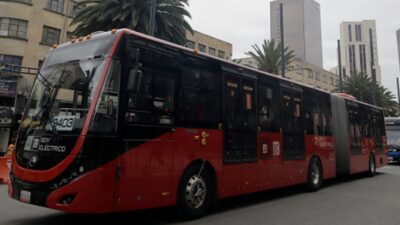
70;0;193;45
246;39;295;75
337;71;398;116
339;71;372;102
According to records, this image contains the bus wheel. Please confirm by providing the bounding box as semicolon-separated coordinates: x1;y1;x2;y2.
368;154;376;177
177;166;213;219
307;157;322;192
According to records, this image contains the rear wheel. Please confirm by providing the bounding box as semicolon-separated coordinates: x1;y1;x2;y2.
307;157;322;191
368;154;376;177
177;165;213;219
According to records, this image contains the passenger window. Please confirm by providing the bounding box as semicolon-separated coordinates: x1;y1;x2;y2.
258;84;280;132
126;69;174;125
348;105;362;154
179;65;221;128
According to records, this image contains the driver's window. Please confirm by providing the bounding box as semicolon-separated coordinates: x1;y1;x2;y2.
90;60;121;133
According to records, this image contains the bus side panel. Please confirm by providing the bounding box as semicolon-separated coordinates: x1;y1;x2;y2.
349;138;374;174
171;128;223;201
376;136;388;168
305;135;336;180
115;132;175;211
331;95;351;176
260;132;284;190
349;154;369;174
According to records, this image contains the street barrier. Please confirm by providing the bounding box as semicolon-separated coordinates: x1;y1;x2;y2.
0;157;11;184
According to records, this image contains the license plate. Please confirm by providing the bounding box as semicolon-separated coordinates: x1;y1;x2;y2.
388;156;394;161
20;190;31;203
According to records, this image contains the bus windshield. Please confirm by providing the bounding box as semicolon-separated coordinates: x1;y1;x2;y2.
21;58;106;134
19;35;116;136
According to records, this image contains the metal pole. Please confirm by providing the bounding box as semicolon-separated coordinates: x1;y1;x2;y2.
337;39;343;92
369;28;377;105
149;0;157;36
397;77;400;114
279;3;285;78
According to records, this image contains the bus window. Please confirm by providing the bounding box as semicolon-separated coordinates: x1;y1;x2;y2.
90;60;120;134
178;65;221;128
126;69;174;125
304;92;332;136
258;84;280;132
348;105;362;154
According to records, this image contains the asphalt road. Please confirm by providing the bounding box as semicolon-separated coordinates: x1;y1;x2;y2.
1;164;400;225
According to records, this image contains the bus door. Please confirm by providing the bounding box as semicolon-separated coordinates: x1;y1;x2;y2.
223;73;258;195
116;66;176;210
280;84;305;160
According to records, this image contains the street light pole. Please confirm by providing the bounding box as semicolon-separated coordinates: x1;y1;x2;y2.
397;77;400;114
149;0;157;36
279;3;285;78
337;40;343;92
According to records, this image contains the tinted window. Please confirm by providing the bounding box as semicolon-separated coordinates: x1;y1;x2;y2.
178;64;221;127
258;84;279;131
126;69;174;125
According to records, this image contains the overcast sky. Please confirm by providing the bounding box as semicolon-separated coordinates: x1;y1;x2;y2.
188;0;400;97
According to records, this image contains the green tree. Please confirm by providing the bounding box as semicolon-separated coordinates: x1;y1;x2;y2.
337;71;398;116
70;0;193;45
246;39;295;74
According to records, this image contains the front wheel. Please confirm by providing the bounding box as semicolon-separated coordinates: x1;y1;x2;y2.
177;166;213;219
307;157;322;192
368;154;376;177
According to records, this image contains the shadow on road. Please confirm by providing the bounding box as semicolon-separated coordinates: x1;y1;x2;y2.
7;171;388;225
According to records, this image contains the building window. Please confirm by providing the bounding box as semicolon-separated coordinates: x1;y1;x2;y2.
315;73;320;81
217;50;225;58
198;44;206;53
330;77;334;85
185;40;195;49
0;18;27;39
41;26;61;45
66;31;76;41
359;44;367;74
348;24;352;42
46;0;64;14
68;0;82;17
0;54;23;72
355;24;362;42
208;47;216;56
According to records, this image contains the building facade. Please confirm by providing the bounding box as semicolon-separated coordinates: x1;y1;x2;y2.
233;57;339;92
397;29;400;71
339;20;382;84
186;30;232;60
270;0;323;68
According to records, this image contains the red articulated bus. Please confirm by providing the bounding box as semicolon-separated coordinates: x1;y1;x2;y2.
9;29;387;218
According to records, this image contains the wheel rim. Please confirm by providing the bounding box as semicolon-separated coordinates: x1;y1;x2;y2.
185;175;206;209
311;163;320;185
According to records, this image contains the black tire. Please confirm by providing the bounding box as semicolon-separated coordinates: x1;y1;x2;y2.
368;154;376;177
177;165;214;219
307;157;322;192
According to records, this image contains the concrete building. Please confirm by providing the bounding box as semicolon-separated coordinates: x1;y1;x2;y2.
233;57;339;92
339;20;382;84
186;30;232;60
397;29;400;71
270;0;323;68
